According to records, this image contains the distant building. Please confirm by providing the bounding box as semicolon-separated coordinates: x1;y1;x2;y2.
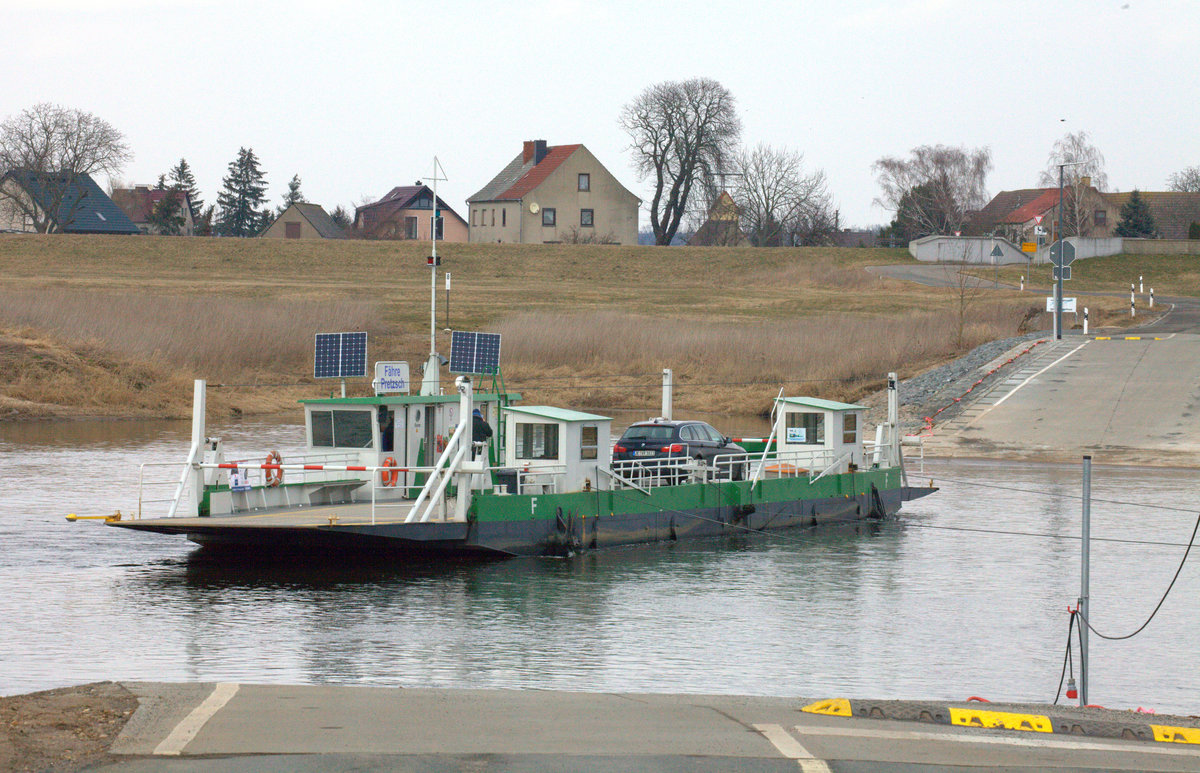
354;183;467;241
467;140;639;244
0;170;139;234
688;192;748;246
111;185;195;235
968;179;1115;242
1102;191;1200;239
831;228;879;248
261;202;346;239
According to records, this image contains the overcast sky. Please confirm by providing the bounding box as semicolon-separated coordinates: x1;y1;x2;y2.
6;0;1198;228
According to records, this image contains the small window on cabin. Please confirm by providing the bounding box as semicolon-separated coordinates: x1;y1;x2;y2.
580;209;594;227
516;422;560;460
578;173;590;192
581;426;598;460
542;208;556;227
842;413;858;445
310;410;374;448
785;412;823;445
1094;209;1107;226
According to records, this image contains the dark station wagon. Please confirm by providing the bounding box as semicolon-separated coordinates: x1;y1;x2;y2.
612;419;747;482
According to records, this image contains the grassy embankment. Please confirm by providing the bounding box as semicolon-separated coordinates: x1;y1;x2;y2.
0;234;1105;420
969;252;1200;297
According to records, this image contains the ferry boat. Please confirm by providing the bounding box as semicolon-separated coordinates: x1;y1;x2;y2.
105;370;935;557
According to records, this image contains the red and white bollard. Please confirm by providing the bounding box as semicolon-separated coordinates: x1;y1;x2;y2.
1131;290;1136;318
1150;288;1154;308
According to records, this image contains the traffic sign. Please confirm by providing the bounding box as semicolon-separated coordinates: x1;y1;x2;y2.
1050;241;1076;267
1034;214;1044;225
1021;242;1037;253
1045;297;1078;313
989;244;1004;260
1053;265;1072;281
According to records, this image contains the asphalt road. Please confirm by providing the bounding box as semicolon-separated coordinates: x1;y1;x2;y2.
86;683;1200;772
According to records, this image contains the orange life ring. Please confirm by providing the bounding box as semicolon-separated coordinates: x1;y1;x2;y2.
264;450;283;487
380;456;399;487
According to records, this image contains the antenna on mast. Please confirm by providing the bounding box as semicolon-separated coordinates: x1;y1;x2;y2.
420;156;448;395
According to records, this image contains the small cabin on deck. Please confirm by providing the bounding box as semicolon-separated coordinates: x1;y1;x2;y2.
299;393;514;495
502;406;611;493
774;397;866;471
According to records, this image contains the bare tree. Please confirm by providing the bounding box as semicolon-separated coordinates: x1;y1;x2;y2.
0;103;131;232
873;144;992;238
1038;131;1108;237
621;78;741;246
731;144;832;247
1167;165;1200;192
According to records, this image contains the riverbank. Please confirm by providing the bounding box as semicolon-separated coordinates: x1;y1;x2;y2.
4;682;1198;771
0;235;1056;420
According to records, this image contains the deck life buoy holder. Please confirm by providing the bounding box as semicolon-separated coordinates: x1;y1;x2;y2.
264;450;283;487
380;456;400;487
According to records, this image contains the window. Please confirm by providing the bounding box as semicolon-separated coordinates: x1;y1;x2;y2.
433;216;444;240
785;412;823;445
842;413;858;445
581;425;598;460
516;422;560;460
580;209;594;227
471;209;477;226
701;424;724;443
502;208;506;227
310;410;374;448
491;209;495;227
542;208;556;227
285;221;301;239
578;173;590;192
679;425;700;442
1095;209;1107;226
405;216;418;239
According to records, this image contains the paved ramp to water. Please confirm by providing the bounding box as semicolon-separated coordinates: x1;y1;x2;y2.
925;332;1200;465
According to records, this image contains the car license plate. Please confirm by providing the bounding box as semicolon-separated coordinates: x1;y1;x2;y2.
634;450;655;457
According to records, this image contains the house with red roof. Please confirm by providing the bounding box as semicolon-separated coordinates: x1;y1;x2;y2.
354;183;468;241
467;140;639;245
967;179;1117;242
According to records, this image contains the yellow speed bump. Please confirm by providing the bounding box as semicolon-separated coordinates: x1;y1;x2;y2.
1152;725;1200;744
949;708;1052;733
801;698;852;716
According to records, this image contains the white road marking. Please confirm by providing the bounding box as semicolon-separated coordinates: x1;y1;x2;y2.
754;723;832;772
790;723;1200;757
153;682;239;756
981;341;1089;415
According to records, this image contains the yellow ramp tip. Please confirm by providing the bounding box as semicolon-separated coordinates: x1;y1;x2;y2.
65;513;77;521
801;698;852;716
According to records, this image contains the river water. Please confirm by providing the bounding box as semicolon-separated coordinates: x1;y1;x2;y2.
3;418;1199;714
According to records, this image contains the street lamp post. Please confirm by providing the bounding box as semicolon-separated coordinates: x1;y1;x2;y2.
1054;161;1085;340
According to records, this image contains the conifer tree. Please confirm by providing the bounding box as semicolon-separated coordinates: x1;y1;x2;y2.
280;174;304;212
1114;189;1157;238
169;158;203;219
216;147;268;237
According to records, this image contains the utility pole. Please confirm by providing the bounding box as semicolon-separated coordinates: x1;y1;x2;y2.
420;157;447;395
1079;455;1092;707
1055;161;1084;340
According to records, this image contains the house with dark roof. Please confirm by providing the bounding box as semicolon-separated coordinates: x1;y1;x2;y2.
353;183;467;241
111;185;195;235
467;140;639;244
261;202;346;239
0;170;139;234
688;191;748;246
1102;191;1200;240
967;180;1114;242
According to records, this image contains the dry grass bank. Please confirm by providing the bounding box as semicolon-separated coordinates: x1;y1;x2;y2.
0;234;1047;419
968;252;1200;297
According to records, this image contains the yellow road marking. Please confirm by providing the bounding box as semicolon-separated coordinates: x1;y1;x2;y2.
801;698;852;717
1152;725;1200;744
949;708;1052;733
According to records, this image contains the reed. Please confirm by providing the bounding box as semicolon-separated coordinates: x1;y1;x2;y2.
0;289;380;377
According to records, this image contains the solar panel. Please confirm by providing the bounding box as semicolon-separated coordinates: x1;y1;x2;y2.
449;330;502;375
314;331;368;379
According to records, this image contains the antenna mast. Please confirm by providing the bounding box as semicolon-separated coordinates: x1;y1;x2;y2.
420;156;447;395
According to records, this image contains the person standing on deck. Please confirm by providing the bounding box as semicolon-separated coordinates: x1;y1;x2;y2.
471;408;492;459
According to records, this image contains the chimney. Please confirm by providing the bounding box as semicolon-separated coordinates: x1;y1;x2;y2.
523;141;536;164
1080;176;1092;188
534;139;548;165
